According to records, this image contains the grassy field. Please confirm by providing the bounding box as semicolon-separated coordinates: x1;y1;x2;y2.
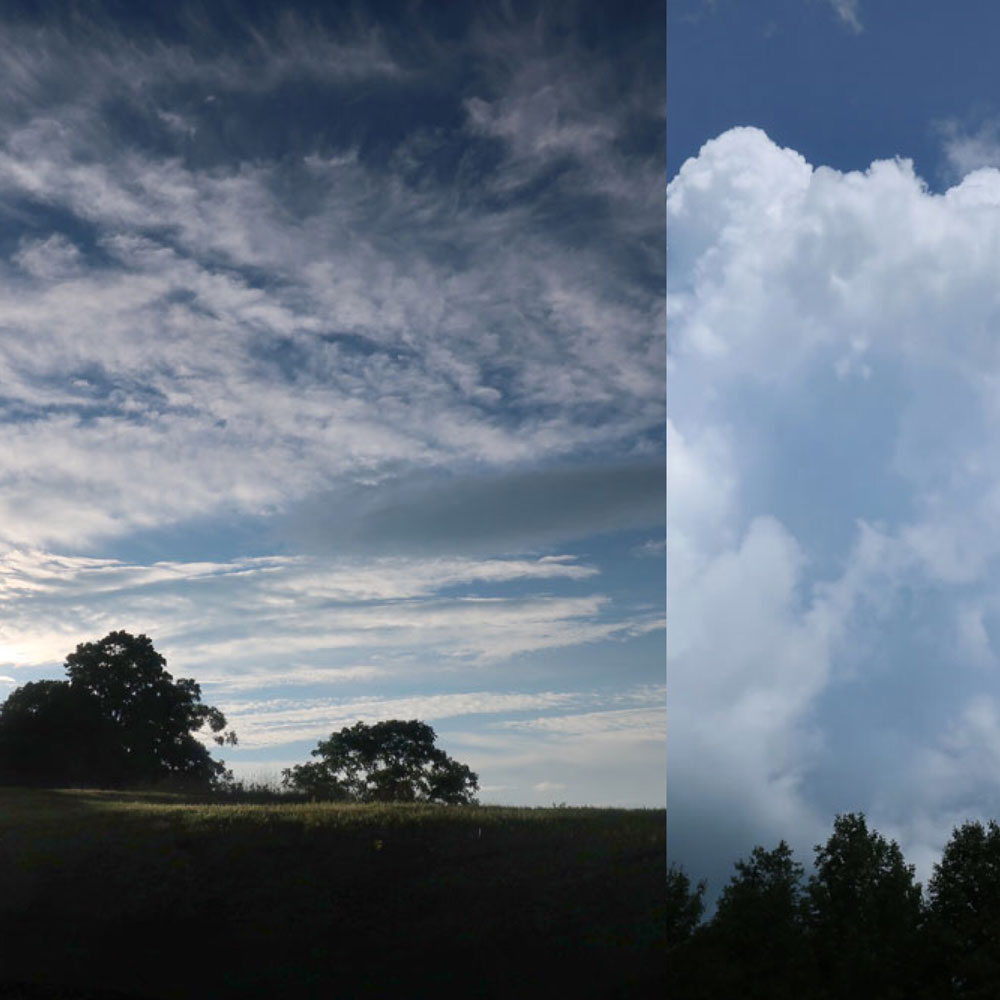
0;788;665;999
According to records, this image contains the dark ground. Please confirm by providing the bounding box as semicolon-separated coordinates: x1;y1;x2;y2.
0;790;665;998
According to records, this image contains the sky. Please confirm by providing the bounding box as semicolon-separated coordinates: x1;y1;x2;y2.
668;0;1000;902
0;0;665;806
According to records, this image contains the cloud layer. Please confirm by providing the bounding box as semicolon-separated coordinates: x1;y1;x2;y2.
0;6;663;552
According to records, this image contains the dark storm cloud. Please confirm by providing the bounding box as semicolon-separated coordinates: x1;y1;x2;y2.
281;462;665;557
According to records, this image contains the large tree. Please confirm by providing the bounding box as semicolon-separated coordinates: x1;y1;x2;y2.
924;819;1000;996
804;812;923;1000
0;680;118;786
0;631;235;788
282;719;479;804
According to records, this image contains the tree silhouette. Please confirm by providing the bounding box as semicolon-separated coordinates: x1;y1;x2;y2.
925;819;1000;995
0;631;235;788
0;680;117;786
804;813;923;999
707;841;810;998
282;719;478;804
666;863;705;946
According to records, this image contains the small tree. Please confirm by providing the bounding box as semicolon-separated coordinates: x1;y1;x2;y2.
666;863;706;945
282;719;478;804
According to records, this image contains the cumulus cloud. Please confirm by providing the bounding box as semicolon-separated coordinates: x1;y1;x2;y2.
668;125;1000;888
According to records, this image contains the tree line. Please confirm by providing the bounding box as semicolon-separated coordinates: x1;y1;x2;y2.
0;631;478;804
668;812;1000;998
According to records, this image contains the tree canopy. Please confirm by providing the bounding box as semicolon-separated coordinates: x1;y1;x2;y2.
282;719;479;804
924;819;1000;994
0;630;235;788
805;813;922;998
668;813;931;999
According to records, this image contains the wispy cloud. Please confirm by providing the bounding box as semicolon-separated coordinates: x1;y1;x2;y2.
0;546;661;691
0;10;663;552
828;0;863;33
221;684;665;753
936;117;1000;180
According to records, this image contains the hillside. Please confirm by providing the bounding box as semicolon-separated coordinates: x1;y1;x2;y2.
0;789;665;999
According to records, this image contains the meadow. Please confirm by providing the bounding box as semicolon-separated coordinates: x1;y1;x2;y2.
0;788;665;999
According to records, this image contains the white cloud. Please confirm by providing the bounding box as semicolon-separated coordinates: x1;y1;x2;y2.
13;234;83;280
0;547;658;684
668;125;1000;878
828;0;863;34
223;689;589;749
0;52;662;549
937;119;1000;181
669;514;838;843
500;705;664;742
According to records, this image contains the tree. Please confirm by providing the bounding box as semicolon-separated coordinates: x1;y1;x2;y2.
804;813;923;1000
282;719;479;804
665;862;709;997
666;863;705;946
0;631;235;788
924;819;1000;996
705;841;810;997
0;680;117;786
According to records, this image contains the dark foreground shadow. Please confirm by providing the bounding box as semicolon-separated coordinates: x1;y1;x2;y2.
0;986;152;1000
0;793;665;998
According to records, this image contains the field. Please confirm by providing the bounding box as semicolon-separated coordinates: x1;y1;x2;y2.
0;788;665;999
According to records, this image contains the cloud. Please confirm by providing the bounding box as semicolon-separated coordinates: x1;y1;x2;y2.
0;11;663;551
283;462;665;556
532;781;566;792
0;545;660;686
633;538;666;557
500;705;664;742
828;0;863;33
937;118;1000;181
667;124;1000;889
220;688;599;749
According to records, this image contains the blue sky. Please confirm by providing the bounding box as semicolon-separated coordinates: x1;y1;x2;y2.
669;0;1000;901
0;0;665;806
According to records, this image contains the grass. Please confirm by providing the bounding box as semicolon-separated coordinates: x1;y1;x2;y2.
0;787;665;999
